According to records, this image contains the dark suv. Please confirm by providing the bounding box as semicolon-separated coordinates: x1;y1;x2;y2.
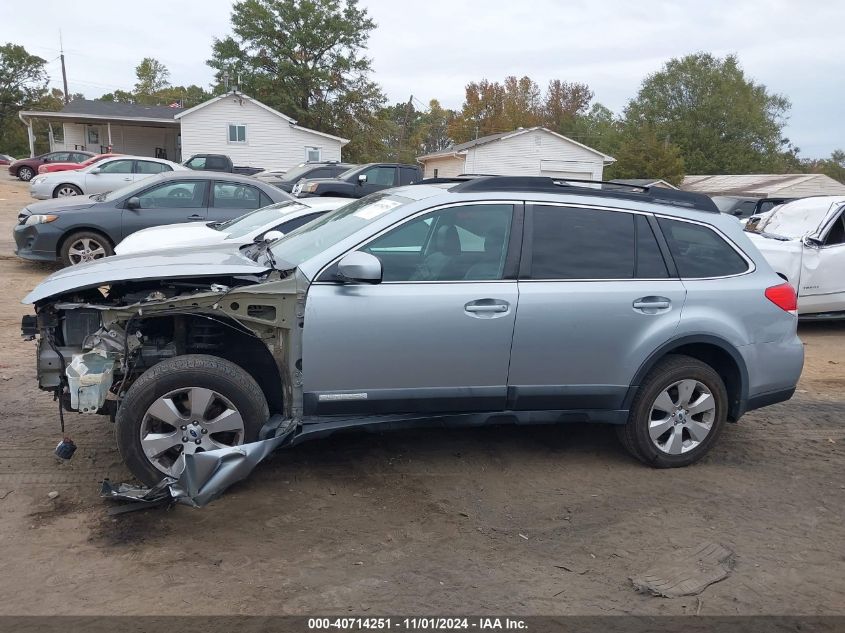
293;163;422;198
267;161;356;192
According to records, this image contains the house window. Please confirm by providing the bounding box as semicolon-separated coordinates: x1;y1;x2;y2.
87;126;99;145
305;146;321;162
433;168;439;178
228;124;246;143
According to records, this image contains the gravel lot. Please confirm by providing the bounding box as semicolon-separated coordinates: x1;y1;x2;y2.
0;174;842;616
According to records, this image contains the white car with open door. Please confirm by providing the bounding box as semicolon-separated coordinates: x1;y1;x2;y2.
28;156;186;200
745;196;845;318
114;197;347;256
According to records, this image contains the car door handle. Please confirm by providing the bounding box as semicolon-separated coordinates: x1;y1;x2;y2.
466;304;507;313
123;177;132;181
633;296;672;313
187;214;204;220
464;299;510;318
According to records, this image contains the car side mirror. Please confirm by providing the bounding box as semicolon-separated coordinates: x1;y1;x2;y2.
126;196;140;210
357;174;367;185
803;236;822;249
337;251;382;284
90;167;102;174
263;230;284;242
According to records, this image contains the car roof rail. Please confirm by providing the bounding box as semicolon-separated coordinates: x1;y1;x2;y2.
441;176;718;213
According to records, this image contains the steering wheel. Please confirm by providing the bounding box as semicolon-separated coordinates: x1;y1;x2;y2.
168;187;192;199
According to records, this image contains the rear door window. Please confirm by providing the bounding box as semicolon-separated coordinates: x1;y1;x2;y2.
135;160;170;174
399;167;419;185
657;218;749;278
212;182;263;209
529;205;637;279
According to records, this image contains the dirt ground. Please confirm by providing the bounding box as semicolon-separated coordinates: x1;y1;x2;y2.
0;173;842;616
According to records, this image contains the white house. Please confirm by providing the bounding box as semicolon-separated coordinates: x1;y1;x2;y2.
18;91;348;169
417;127;615;180
175;92;348;168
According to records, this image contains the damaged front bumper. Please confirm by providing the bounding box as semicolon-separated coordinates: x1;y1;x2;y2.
23;266;312;507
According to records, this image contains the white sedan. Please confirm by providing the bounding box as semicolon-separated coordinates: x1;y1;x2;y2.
29;156;185;199
114;197;347;256
745;196;845;318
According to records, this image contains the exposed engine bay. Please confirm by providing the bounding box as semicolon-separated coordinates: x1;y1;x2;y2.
24;269;307;427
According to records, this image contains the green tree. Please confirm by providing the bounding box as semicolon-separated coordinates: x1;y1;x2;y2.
412;99;455;156
623;53;791;174
803;150;845;184
208;0;385;160
605;125;685;185
567;102;622;157
133;57;171;103
0;43;49;156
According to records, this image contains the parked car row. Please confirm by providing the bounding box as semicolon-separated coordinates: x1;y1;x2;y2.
19;175;804;487
8;150;94;181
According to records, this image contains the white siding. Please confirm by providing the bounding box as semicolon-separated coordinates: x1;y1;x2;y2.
179;97;343;169
464;129;606;179
421;155;465;178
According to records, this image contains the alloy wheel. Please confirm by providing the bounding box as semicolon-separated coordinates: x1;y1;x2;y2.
67;237;107;264
648;379;716;455
139;387;246;477
56;186;79;197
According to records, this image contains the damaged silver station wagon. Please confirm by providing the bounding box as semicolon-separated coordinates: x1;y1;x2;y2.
22;177;804;492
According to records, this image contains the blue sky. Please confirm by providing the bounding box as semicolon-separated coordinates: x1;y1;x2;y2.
1;0;841;159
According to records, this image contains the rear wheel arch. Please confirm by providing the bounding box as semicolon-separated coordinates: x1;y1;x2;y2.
625;335;748;422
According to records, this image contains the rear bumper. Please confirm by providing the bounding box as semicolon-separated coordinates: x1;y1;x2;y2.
737;336;804;416
746;387;796;412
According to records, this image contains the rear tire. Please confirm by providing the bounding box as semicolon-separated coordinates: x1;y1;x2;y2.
17;166;34;181
115;354;269;486
59;230;114;266
618;354;727;468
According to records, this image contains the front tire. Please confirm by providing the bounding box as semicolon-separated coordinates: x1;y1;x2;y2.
116;355;269;486
59;230;114;266
54;183;82;197
18;166;34;181
618;354;727;468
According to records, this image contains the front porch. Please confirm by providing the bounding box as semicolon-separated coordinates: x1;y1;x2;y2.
18;99;184;161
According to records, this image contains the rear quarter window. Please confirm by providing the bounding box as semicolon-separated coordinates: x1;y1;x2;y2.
657;218;749;278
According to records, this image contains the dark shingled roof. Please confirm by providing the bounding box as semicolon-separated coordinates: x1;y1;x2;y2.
61;99;183;119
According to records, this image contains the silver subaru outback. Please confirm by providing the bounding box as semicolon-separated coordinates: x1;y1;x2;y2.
22;177;804;485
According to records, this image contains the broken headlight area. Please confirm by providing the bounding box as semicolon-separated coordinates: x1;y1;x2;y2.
26;275;272;418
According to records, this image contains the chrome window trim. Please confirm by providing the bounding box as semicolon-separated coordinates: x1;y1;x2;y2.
312;199;518;284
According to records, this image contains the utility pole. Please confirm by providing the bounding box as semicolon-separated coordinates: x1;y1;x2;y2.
59;31;69;104
396;94;414;161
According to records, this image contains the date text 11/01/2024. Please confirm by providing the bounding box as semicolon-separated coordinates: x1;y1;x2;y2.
308;618;528;630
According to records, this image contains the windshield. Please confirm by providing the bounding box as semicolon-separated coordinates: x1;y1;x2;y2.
756;198;843;238
215;201;308;237
269;192;409;268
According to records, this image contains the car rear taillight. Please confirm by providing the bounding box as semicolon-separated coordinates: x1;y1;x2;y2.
765;282;797;314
